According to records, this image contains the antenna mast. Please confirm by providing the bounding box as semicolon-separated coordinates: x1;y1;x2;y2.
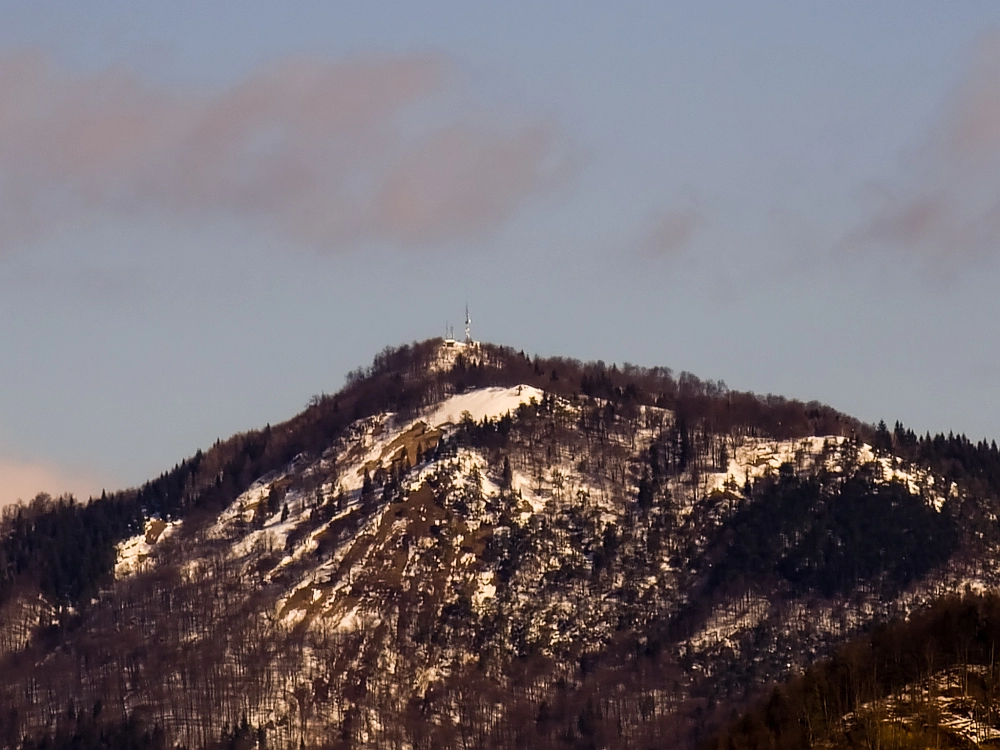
465;304;471;344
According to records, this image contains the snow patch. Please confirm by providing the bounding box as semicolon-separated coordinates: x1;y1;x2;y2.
425;385;545;427
472;571;497;611
114;519;181;578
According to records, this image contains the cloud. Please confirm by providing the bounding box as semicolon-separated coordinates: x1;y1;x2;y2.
853;32;1000;271
0;50;572;253
638;206;702;258
370;122;567;243
0;456;106;508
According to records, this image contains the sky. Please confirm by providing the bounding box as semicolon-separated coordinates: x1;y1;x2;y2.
2;2;1000;505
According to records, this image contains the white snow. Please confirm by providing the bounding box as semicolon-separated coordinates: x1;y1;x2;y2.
688;597;771;654
114;519;181;578
425;385;545;427
699;435;952;513
332;385;544;494
472;571;497;610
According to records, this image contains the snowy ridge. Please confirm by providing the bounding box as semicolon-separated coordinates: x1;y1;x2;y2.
426;385;544;427
700;434;953;511
335;384;544;493
194;386;551;634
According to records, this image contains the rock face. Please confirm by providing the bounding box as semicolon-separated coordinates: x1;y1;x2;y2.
1;340;998;750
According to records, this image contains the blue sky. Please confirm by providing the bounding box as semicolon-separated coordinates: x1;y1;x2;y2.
2;2;1000;503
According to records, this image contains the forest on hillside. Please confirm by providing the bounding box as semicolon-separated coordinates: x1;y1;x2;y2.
0;339;871;614
2;341;1000;750
710;593;1000;749
19;593;1000;750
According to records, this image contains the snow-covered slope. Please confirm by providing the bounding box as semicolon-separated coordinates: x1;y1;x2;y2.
105;378;981;745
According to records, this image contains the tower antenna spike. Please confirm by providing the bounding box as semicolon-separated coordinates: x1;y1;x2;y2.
465;303;471;344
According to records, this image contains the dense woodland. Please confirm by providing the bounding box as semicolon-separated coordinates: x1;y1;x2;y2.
710;593;1000;749
701;471;958;599
1;340;1000;750
29;584;1000;750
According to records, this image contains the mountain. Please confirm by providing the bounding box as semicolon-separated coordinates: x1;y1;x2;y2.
2;338;1000;750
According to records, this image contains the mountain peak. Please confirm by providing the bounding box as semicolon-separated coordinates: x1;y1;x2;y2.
429;335;484;373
